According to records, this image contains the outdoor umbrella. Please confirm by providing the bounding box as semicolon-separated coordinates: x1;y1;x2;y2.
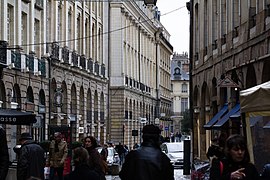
0;109;36;125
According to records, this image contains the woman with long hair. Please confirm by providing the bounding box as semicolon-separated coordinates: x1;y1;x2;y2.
83;136;106;180
220;134;259;180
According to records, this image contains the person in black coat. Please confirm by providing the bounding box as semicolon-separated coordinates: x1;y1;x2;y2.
17;132;45;180
64;147;99;180
119;124;174;180
219;134;259;180
0;127;9;180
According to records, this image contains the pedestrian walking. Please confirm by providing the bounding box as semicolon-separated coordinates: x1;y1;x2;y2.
0;126;9;180
119;124;174;180
207;134;226;180
48;132;68;180
100;144;109;174
64;147;99;180
100;144;108;162
83;136;106;180
115;142;126;165
217;134;259;180
17;132;45;180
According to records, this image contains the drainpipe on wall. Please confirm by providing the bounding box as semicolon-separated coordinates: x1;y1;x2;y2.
107;1;111;141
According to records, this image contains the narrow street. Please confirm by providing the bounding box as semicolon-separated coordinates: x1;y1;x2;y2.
105;169;191;180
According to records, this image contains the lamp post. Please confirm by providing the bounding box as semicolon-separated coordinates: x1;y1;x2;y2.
186;0;193;176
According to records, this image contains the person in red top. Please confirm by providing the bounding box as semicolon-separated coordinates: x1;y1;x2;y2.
48;132;68;180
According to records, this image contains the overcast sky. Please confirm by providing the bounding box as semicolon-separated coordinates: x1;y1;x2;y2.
156;0;190;54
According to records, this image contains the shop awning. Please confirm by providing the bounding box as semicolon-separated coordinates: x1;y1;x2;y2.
204;104;228;129
225;111;261;127
263;121;270;129
0;109;36;125
213;104;240;128
250;116;262;127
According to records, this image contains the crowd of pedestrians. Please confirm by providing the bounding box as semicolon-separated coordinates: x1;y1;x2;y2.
1;124;270;180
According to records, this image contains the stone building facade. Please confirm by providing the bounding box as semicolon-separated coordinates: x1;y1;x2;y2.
170;52;189;135
190;0;270;167
107;1;173;148
0;0;108;162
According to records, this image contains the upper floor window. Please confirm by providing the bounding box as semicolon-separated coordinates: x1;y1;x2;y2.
68;10;72;49
174;67;181;75
34;19;40;56
181;98;188;112
177;61;181;67
7;5;14;46
21;12;27;48
182;83;188;93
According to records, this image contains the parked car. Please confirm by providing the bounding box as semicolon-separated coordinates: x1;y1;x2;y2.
97;146;120;175
160;142;184;169
191;159;210;180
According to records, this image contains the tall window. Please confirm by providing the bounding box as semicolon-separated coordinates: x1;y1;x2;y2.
98;28;102;63
182;83;188;93
77;14;81;54
21;12;27;48
85;19;89;57
99;2;103;18
212;0;218;46
58;3;62;41
204;0;208;48
181;98;188;112
221;0;227;37
46;0;51;44
233;0;240;30
68;10;72;49
195;4;199;54
7;5;14;46
92;23;96;60
34;19;40;56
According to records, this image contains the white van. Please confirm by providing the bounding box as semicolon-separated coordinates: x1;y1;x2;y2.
160;142;184;169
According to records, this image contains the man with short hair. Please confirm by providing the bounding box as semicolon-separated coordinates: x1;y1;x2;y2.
119;124;174;180
0;126;9;180
48;132;68;180
17;132;45;180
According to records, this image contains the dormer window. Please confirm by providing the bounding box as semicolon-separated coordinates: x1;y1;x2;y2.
174;67;181;75
177;61;181;67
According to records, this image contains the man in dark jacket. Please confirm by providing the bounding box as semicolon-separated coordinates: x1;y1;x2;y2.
17;132;45;180
119;124;174;180
0;126;9;180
